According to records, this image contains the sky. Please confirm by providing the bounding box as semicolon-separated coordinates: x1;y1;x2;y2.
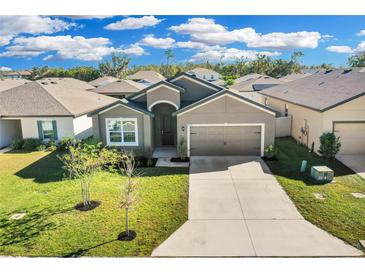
0;15;365;71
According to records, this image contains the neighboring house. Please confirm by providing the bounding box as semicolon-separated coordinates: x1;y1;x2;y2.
0;79;30;92
127;70;165;86
92;79;146;99
259;68;365;155
0;78;117;148
2;70;31;80
89;76;119;88
279;73;312;82
90;72;277;157
210;79;226;87
230;75;283;92
187;68;222;82
234;73;263;84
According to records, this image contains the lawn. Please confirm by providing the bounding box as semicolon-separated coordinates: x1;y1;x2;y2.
0;151;189;257
266;137;365;250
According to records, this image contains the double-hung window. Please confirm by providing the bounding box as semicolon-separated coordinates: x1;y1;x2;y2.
37;120;58;141
106;118;138;146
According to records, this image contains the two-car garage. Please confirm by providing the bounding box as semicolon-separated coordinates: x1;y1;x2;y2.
175;91;276;157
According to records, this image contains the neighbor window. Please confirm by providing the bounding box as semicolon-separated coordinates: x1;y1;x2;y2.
37;120;58;141
106;118;138;146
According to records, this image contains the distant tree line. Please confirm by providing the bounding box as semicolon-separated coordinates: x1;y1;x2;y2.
21;50;365;83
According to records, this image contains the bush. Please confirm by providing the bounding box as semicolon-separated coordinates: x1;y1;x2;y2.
264;144;277;159
177;137;187;160
82;137;103;147
23;138;42;151
318;132;341;159
59;137;76;151
11;139;25;150
36;144;47;151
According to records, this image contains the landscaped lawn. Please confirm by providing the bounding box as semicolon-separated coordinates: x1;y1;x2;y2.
0;151;189;257
266;137;365;251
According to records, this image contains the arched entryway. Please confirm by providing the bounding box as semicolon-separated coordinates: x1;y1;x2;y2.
151;103;177;147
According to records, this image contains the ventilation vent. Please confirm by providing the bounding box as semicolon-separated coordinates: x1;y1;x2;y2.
41;82;48;85
50;81;57;84
342;69;352;74
324;69;333;74
319;81;325;86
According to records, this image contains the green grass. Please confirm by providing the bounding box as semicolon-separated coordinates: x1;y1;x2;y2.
266;137;365;250
0;151;189;257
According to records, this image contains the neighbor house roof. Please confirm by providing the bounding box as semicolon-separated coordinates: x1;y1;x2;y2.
279;73;312;82
128;80;185;100
0;79;30;92
127;70;165;84
259;68;365;112
89;76;119;87
172;89;276;116
92;79;145;95
230;75;283;92
0;78;117;118
234;73;263;84
188;67;221;77
3;70;31;77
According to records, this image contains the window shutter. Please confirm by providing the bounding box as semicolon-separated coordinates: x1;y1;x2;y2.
52;120;58;140
37;121;43;140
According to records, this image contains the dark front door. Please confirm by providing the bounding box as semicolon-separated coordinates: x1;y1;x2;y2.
161;114;174;145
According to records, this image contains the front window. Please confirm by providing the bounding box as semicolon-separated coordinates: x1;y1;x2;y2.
106;118;138;146
41;121;56;140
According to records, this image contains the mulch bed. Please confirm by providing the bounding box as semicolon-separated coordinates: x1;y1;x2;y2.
171;157;190;163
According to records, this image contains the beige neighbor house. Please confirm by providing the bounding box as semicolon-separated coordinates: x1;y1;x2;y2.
187;67;222;82
89;76;119;88
0;78;117;148
279;73;312;83
231;75;283;92
92;79;146;99
259;68;365;155
127;70;165;86
90;72;277;157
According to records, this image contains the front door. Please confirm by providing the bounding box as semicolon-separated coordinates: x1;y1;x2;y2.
161;114;174;145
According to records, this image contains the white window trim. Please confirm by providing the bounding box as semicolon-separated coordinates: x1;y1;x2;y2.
105;118;138;147
41;120;55;141
148;100;179;111
187;123;265;157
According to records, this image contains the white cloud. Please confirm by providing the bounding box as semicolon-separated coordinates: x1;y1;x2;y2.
356;30;365;36
0;16;75;46
0;66;12;71
175;41;221;51
0;35;146;61
138;34;175;49
105;16;163;30
326;45;354;54
169;18;226;34
64;15;113;20
170;17;322;50
189;46;281;63
354;41;365;53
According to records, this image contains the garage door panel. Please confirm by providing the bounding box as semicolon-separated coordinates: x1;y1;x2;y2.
190;125;261;156
334;123;365;154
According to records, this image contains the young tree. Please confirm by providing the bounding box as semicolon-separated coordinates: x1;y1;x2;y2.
348;52;365;67
118;152;140;240
99;53;131;78
318;132;341;160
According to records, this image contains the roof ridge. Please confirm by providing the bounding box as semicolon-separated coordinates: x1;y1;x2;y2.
35;81;74;116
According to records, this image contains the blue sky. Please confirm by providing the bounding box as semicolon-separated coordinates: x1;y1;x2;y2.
0;15;365;70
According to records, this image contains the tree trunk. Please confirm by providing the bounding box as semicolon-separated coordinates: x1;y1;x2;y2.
125;208;129;236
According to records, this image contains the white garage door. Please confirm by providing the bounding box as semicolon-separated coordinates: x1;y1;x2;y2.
334;122;365;154
189;125;262;156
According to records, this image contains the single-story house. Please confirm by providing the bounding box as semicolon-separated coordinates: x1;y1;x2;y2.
231;75;283;92
92;79;145;99
90;72;277;157
234;73;263;84
187;67;222;82
0;78;117;148
259;68;365;155
127;70;165;86
89;76;119;88
2;70;31;80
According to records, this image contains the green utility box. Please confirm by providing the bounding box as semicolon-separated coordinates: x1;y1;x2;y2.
310;166;334;182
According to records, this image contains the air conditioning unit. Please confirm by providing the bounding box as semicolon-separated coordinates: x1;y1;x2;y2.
310;166;334;182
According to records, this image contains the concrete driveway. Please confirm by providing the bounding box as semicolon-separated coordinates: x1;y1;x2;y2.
336;154;365;180
152;156;362;257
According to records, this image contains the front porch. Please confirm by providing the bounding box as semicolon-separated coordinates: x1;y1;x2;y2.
152;146;189;167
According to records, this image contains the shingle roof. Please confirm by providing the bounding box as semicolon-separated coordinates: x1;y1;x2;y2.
230;75;283;92
127;70;165;84
0;78;118;117
259;68;365;112
279;73;312;82
188;67;221;77
0;79;30;92
88;76;119;87
92;79;145;95
128;80;185;100
234;73;263;84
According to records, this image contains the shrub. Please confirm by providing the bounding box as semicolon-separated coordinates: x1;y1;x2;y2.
177;137;187;160
11;139;25;150
36;144;47;151
82;137;103;147
264;144;277;159
59;137;77;151
318;132;341;159
22;138;42;151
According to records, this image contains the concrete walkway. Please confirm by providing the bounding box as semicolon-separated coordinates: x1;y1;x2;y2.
152;156;362;257
336;154;365;180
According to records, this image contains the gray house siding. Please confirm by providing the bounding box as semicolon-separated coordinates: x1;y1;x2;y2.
172;77;219;102
146;86;181;110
